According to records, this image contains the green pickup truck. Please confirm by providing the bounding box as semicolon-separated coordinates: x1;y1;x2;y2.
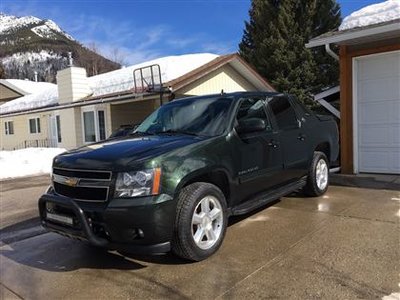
39;92;339;261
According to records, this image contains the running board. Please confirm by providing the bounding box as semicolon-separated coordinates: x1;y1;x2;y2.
230;179;306;216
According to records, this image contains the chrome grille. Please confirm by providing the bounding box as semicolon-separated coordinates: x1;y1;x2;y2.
52;167;112;202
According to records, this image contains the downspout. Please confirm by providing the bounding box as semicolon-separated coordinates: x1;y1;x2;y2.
325;43;341;173
325;44;339;61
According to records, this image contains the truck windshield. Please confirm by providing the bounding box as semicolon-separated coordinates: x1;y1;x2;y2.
135;96;233;137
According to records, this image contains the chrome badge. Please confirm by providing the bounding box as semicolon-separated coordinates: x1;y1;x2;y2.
53;174;79;187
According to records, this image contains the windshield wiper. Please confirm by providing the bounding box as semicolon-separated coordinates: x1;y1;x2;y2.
154;129;199;136
129;131;155;136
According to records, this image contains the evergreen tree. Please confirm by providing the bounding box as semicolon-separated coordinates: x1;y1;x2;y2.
239;0;341;102
0;61;5;79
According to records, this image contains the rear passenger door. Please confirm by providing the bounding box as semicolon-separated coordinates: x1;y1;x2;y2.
267;95;309;180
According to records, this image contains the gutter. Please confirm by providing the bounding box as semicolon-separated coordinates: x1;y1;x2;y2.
305;21;400;48
0;92;164;118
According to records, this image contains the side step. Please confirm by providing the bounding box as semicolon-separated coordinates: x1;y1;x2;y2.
230;179;306;216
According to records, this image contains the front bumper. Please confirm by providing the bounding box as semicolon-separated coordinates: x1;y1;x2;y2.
38;191;176;254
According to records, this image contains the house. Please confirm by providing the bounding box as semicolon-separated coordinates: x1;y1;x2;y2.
306;0;400;175
0;53;274;150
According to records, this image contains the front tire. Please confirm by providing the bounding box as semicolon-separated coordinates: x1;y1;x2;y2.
172;182;227;261
304;151;329;197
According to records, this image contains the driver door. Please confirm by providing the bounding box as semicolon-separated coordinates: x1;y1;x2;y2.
232;96;284;203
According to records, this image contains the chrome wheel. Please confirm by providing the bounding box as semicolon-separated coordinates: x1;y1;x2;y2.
191;196;223;250
316;158;328;190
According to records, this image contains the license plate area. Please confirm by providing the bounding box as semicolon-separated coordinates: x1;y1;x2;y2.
46;212;74;226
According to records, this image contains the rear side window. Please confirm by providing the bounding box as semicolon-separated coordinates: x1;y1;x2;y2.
268;96;298;130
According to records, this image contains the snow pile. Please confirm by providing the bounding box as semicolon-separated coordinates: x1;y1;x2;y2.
339;0;400;31
0;148;66;180
89;53;219;97
2;79;55;95
382;293;400;300
0;13;41;34
0;85;58;114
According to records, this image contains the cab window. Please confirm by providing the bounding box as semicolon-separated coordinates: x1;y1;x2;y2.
268;96;298;130
236;97;271;130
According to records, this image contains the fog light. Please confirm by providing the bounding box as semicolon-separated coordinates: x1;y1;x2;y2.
46;202;55;213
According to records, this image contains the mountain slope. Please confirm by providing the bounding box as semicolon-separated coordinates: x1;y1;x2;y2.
0;13;120;82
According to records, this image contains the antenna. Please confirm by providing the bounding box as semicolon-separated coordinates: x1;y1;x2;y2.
67;52;73;67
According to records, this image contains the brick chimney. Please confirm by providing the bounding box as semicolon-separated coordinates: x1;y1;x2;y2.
57;67;92;104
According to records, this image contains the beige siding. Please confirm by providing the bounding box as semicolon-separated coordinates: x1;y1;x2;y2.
110;99;156;131
57;67;91;104
0;113;50;150
178;64;257;96
55;108;81;149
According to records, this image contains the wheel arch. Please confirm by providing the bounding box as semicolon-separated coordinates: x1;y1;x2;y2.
175;168;231;206
314;142;331;162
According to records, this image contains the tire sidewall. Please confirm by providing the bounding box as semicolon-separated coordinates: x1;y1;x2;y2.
178;183;227;260
311;152;329;196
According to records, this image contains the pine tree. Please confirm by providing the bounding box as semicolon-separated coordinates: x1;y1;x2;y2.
239;0;341;102
0;61;5;79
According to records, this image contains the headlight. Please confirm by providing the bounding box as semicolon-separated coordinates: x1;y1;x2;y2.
114;168;161;198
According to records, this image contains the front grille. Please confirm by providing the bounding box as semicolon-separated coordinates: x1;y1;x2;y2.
54;182;109;201
53;168;111;202
53;168;111;180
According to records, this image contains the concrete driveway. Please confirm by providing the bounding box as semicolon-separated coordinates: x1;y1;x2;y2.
0;177;399;299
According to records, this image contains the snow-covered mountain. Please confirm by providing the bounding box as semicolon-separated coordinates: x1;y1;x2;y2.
0;13;119;82
0;13;74;40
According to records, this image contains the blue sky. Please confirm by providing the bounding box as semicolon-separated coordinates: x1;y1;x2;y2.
1;0;384;65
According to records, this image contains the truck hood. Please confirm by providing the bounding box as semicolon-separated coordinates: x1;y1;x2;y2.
53;135;206;171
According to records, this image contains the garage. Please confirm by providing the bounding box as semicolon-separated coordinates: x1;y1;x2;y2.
306;2;400;175
354;51;400;174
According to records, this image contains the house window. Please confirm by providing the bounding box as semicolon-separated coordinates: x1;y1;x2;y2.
5;121;14;135
56;115;62;143
29;117;41;134
82;109;106;143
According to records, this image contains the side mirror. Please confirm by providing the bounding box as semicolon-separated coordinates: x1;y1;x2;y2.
236;118;266;134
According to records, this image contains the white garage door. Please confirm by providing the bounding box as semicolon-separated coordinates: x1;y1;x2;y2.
355;50;400;174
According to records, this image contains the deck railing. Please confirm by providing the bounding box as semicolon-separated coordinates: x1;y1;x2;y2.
12;139;58;150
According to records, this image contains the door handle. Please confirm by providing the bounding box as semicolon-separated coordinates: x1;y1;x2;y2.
297;134;306;141
268;140;279;148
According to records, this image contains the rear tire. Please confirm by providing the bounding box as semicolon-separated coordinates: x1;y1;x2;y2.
171;182;227;261
304;151;329;197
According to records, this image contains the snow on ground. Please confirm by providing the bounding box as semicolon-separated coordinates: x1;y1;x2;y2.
0;148;66;180
382;293;400;300
339;0;400;31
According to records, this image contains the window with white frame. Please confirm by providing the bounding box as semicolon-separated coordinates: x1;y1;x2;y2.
56;115;62;143
5;121;14;135
82;108;107;143
29;117;41;134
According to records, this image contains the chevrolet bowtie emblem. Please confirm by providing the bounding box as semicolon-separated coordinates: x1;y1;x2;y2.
53;174;79;187
64;177;79;187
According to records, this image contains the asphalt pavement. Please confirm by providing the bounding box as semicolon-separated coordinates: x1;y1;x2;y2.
0;176;399;299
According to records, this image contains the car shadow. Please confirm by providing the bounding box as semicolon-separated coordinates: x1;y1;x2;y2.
0;193;303;270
